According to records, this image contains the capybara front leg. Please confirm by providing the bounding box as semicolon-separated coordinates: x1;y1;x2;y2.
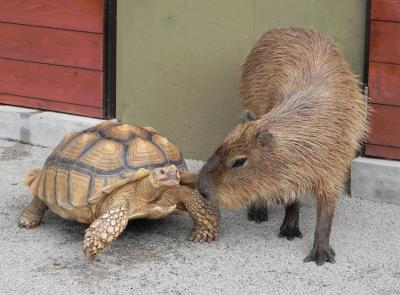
247;202;269;223
279;202;303;240
304;196;336;266
19;197;47;229
83;204;128;259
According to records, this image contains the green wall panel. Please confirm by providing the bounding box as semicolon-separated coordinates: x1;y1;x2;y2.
117;0;366;159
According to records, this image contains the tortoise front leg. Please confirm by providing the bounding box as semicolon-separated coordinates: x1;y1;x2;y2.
83;202;128;258
162;186;220;242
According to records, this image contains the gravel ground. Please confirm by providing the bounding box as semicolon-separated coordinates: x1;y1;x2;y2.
0;139;399;295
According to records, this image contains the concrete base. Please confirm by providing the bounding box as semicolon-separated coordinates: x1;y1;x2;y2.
0;105;105;148
351;156;400;205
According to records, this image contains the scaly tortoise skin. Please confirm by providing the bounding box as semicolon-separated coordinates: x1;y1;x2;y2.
19;121;219;258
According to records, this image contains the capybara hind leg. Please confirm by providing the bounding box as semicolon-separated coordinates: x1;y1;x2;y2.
279;202;303;240
304;195;336;266
247;202;268;223
19;197;47;229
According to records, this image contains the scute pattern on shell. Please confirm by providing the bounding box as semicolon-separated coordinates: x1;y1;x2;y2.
35;121;187;209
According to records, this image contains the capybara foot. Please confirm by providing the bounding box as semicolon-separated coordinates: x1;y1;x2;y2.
279;202;301;240
279;224;303;240
83;205;128;259
304;244;336;266
188;228;218;243
247;203;268;223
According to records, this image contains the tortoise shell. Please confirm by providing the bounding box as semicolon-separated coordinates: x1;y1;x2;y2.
34;121;187;209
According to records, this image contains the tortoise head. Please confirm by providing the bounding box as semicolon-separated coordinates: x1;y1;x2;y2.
149;165;180;189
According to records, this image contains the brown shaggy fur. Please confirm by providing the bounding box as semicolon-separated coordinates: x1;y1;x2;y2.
198;27;368;265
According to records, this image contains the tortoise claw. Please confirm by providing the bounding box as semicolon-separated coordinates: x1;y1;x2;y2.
188;228;218;243
187;202;220;243
18;218;40;229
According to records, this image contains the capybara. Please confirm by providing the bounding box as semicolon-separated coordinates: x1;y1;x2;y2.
198;27;368;265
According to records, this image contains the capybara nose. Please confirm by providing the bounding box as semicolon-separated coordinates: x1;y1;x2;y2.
198;178;211;199
198;183;207;197
200;190;210;199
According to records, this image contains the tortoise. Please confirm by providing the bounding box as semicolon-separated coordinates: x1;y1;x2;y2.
19;121;219;258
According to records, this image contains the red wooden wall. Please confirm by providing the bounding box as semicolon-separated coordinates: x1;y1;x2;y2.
366;0;400;160
0;0;105;118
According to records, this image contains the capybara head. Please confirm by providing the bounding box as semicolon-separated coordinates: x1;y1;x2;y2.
198;115;279;208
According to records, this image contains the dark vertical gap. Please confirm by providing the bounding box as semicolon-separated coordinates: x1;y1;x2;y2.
363;0;371;85
348;0;371;194
361;0;372;158
103;0;117;119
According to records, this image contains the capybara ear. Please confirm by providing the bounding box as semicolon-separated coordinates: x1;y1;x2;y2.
241;110;256;123
256;130;274;148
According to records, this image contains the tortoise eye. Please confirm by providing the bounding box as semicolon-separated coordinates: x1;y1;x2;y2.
231;157;247;168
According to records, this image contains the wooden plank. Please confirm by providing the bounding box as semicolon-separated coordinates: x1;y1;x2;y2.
0;58;103;107
365;144;400;161
371;0;400;22
367;103;400;148
0;23;103;70
0;0;104;33
369;21;400;64
0;94;102;118
368;62;400;106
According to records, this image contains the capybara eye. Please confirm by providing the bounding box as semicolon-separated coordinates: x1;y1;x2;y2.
232;157;247;168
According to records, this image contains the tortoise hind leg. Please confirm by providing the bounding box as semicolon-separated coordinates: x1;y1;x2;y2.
19;197;47;229
83;203;129;259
